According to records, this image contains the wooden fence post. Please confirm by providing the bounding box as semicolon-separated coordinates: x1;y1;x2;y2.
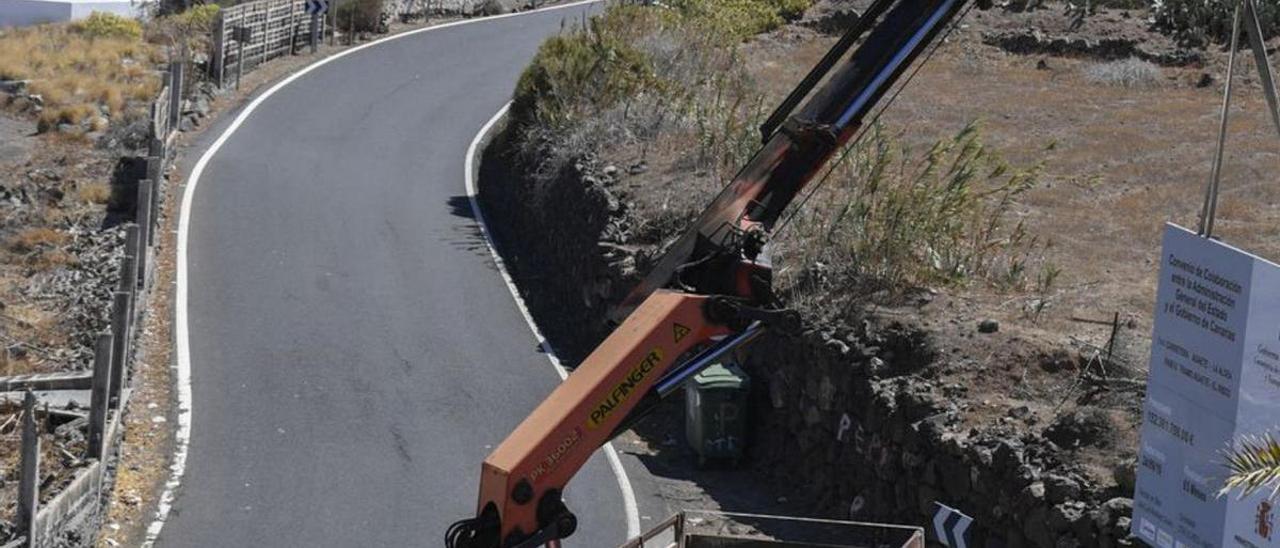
109;292;132;409
88;334;113;462
136;179;153;289
18;391;39;548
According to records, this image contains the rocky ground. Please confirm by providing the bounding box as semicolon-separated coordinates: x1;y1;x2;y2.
0;104;134;538
479;0;1280;545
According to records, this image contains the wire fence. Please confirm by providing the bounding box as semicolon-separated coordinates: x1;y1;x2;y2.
211;0;324;88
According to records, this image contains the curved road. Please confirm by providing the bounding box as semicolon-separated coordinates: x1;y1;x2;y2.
163;5;636;546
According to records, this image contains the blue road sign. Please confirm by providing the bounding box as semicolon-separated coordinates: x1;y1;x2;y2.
305;0;329;15
933;502;974;548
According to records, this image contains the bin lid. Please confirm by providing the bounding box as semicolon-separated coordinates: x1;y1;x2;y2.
693;362;748;389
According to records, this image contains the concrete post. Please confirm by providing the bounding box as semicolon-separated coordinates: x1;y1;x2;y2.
121;225;140;322
169;61;184;132
120;225;140;299
149;135;165;160
290;0;298;54
109;292;132;409
213;13;226;87
136;179;152;289
145;157;163;243
88;334;113;461
18;391;38;548
236;35;246;91
256;3;267;68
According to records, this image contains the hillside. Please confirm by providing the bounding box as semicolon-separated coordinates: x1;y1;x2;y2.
477;0;1280;545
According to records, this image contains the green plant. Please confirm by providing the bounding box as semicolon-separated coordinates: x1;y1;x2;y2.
174;4;220;33
1037;261;1062;293
1222;433;1280;500
511;10;659;132
666;0;806;39
336;0;384;34
769;0;811;21
73;12;143;40
1153;0;1280;45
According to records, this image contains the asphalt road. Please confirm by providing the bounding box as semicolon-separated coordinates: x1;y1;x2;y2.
160;5;639;546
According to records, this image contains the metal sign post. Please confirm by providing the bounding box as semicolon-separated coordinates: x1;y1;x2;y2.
231;26;253;91
1198;0;1280;239
306;0;330;53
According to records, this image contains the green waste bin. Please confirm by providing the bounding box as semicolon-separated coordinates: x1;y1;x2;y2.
684;362;750;466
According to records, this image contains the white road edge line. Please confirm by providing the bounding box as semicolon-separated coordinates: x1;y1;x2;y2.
157;1;619;545
465;104;643;541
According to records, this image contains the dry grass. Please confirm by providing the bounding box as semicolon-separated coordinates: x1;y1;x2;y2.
0;22;162;132
77;182;112;205
775;122;1049;309
7;227;69;254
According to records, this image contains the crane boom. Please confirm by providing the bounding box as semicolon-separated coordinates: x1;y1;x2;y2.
446;1;971;546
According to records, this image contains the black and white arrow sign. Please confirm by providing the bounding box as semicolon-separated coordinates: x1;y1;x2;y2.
933;502;974;548
305;0;329;15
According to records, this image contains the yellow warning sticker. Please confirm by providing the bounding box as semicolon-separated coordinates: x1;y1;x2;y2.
673;323;691;343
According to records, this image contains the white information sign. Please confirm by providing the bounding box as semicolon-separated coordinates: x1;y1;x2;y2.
1133;224;1280;548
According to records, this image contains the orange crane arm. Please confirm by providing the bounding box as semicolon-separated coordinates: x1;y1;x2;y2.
447;1;973;546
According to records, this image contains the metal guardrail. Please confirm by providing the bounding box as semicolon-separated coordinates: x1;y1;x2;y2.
621;511;925;548
620;513;683;548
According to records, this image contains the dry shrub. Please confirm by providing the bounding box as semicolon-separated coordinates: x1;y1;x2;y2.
77;183;113;205
1084;58;1162;88
38;103;99;132
774;122;1049;307
28;249;78;271
511;3;763;185
0;22;160;132
511;6;663;132
8;228;69;254
336;0;385;33
72;12;143;40
149;5;221;52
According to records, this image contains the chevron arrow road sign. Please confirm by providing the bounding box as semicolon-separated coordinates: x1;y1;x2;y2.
933;502;974;548
305;0;329;15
